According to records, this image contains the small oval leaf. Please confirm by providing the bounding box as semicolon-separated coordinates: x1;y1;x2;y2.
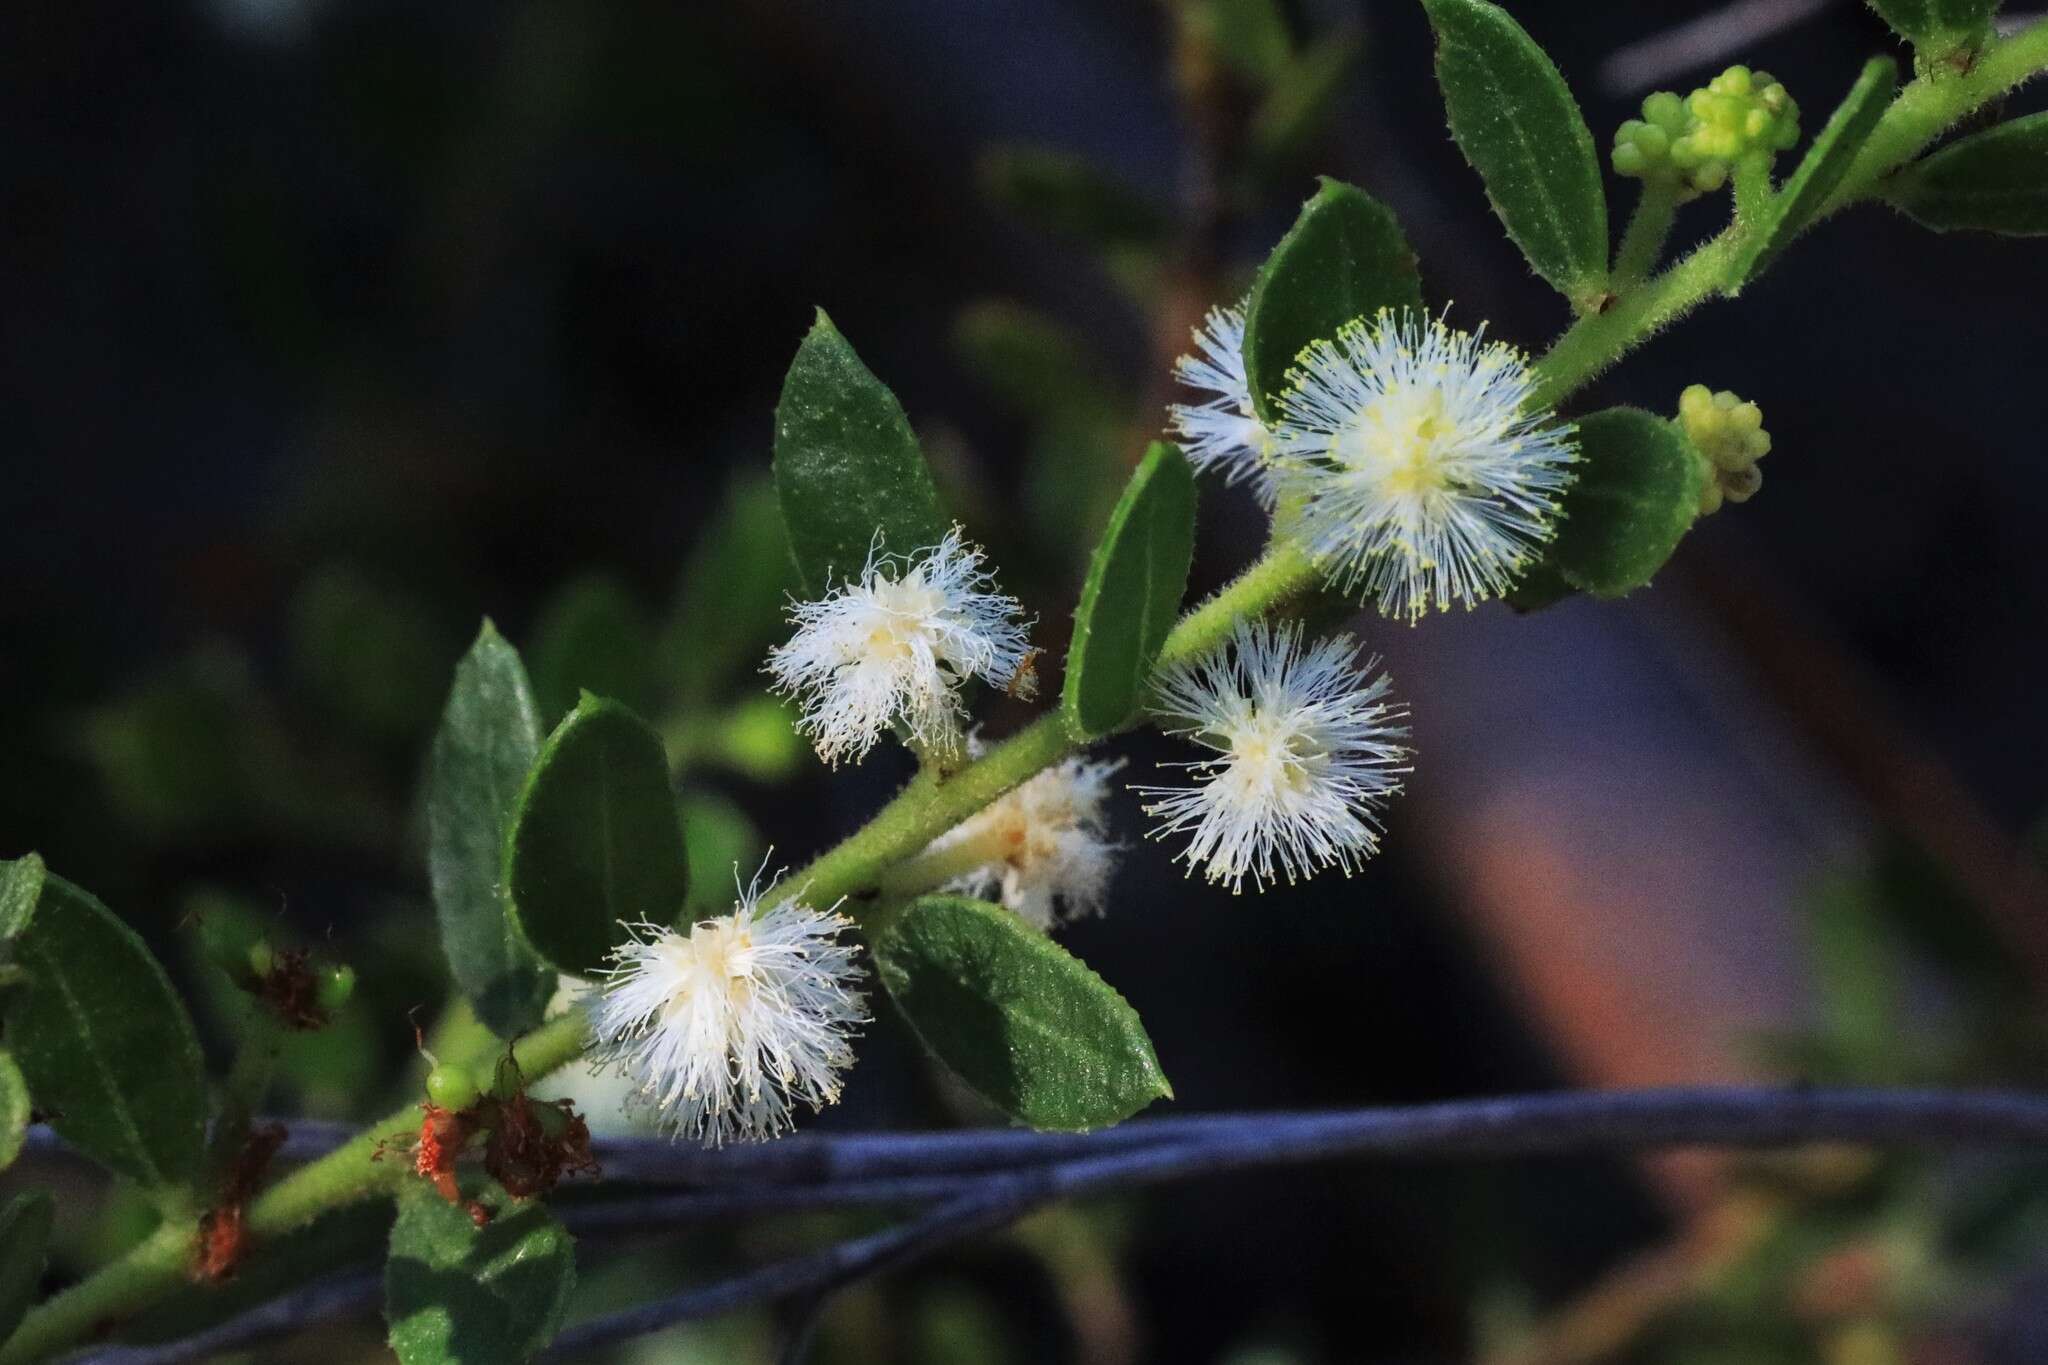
1547;407;1703;598
1421;0;1608;306
428;623;557;1039
1243;178;1424;424
1734;57;1897;284
774;311;950;595
385;1187;576;1365
0;1051;25;1174
1065;443;1198;738
875;896;1172;1131
0;853;42;943
2;874;208;1187
0;1190;54;1349
1888;111;2048;237
506;695;689;976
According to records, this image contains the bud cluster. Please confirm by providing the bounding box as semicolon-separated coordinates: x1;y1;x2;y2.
1678;384;1772;514
1613;67;1800;202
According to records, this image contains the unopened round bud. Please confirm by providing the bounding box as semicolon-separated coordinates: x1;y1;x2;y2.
315;963;356;1012
1678;384;1772;514
426;1064;481;1111
247;941;276;980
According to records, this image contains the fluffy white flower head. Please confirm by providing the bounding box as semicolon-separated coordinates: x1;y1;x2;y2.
766;526;1034;766
1167;302;1278;501
587;867;867;1147
1137;621;1409;892
920;746;1123;930
1273;309;1577;622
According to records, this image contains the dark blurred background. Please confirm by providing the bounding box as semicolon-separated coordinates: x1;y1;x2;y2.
4;0;2047;1361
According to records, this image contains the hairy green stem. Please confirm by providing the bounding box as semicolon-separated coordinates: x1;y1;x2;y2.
1534;17;2048;407
1612;188;1679;288
14;23;2048;1364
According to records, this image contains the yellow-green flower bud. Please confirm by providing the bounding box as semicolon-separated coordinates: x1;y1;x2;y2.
1677;384;1772;514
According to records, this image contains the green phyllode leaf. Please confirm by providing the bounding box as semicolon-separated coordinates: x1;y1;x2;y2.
1065;443;1198;739
427;624;558;1039
0;1051;27;1173
1731;57;1898;285
1242;178;1424;424
1421;0;1609;308
0;1190;54;1349
1887;111;2048;237
385;1186;576;1365
1864;0;2000;55
1;873;208;1188
774;310;951;596
527;574;657;724
1546;408;1704;598
0;853;43;943
506;695;689;977
874;896;1172;1131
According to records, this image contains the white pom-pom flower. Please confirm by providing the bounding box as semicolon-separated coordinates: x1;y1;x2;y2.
1137;621;1410;892
1272;309;1577;622
586;869;868;1147
911;747;1124;930
765;526;1034;766
1167;302;1278;501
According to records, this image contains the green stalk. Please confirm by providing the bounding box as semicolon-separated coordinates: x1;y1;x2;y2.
1612;188;1679;288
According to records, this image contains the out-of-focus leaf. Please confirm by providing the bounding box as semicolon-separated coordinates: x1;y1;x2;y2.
679;791;763;918
1421;0;1608;308
1733;58;1897;284
1185;0;1292;86
953;301;1120;419
1242;178;1423;423
78;651;257;841
1064;443;1197;738
528;574;656;724
385;1186;576;1365
662;475;799;707
506;695;688;976
3;874;207;1187
774;311;950;596
0;853;43;943
1807;872;1904;1082
1888;111;2048;237
0;1051;27;1173
0;1190;53;1348
289;564;451;744
1545;408;1702;598
978;146;1171;247
428;624;556;1039
1250;32;1364;174
875;896;1171;1130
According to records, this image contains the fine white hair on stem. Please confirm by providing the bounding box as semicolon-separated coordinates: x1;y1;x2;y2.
921;743;1125;930
1137;620;1410;893
765;526;1034;766
1167;301;1280;503
586;862;868;1147
1272;309;1577;623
